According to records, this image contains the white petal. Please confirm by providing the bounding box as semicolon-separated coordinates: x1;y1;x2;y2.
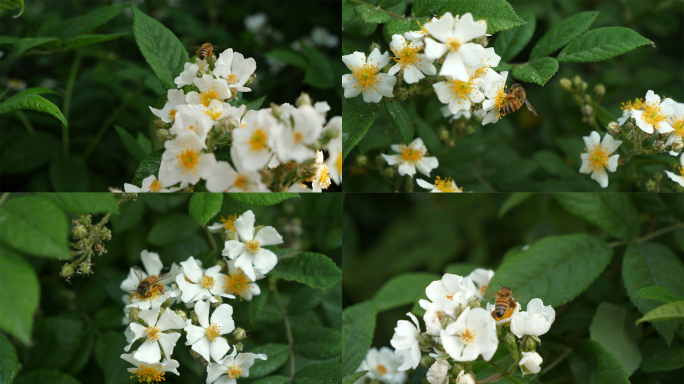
235;254;256;281
253;249;278;275
234;210;256;241
133;339;161;364
607;154;619;172
397;162;416;177
138;308;160;327
222;241;246;259
424;38;447;60
157;308;188;331
417;178;435;190
210;337;230;363
440;52;468;81
185;324;206;346
211;304;236;334
591;170;609;188
254;227;284;246
141;250;163;277
158;332;181;359
181;256;203;283
191;336;212;362
195;300;211;328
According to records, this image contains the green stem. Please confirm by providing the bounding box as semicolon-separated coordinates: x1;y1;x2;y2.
15;110;35;134
348;0;411;19
0;193;9;207
270;277;295;381
609;223;684;247
541;348;573;376
471;168;498;192
63;53;82;156
476;361;523;384
206;228;219;253
83;89;140;160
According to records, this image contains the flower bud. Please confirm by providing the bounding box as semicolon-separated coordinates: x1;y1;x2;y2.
672;138;683;153
368;42;382;54
594;84;605;97
233;342;244;352
356;155;368;167
60;263;75;279
72;225;88;239
233;327;247;341
645;179;657;192
270;103;282;119
583;94;592;104
580;81;588;94
573;75;582;87
607;121;621;135
100;227;112;241
161;297;173;310
497;324;507;338
383;167;395;179
504;332;517;349
296;92;312;107
211;296;223;307
438;127;449;142
95;243;106;255
559;78;572;92
190;310;198;324
420;354;435;368
79;260;92;275
394;87;409;101
174;310;188;321
216;258;227;272
156;128;172;141
79;214;92;227
523;336;537;352
128;307;140;321
582;105;593;117
653;138;665;152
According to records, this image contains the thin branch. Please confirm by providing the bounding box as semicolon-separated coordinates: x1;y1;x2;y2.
83;88;141;160
471;168;498;192
609;223;684;248
15;110;35;134
270;277;295;381
541;348;573;376
0;193;9;207
205;228;219;253
475;361;523;384
348;0;413;19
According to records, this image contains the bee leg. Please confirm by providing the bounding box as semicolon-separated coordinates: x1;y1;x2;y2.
158;283;164;294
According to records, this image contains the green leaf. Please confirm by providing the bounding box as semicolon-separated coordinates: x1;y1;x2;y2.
342;301;376;376
557;27;652;63
188;193;223;226
530;11;598;60
555;193;638;240
93;331;129;384
57;5;127;39
636;301;684;324
412;0;450;17
623;242;684;344
373;272;440;311
640;338;684;372
383;18;421;43
115;125;148;161
379;0;403;8
13;37;60;54
301;43;335;90
342;103;382;160
132;149;164;187
242;95;267;111
632;286;684;304
569;340;630;384
383;101;414;144
441;0;525;34
511;57;558;86
0;248;38;344
0;196;69;258
294;327;342;359
50;155;89;192
342;0;378;37
137;133;152;156
288;284;328;314
252;376;290;384
498;192;533;218
265;48;308;68
0;88;67;125
596;105;615;129
28;316;84;370
244;280;269;324
343;371;369;384
0;0;24;18
589;302;642;375
131;6;189;90
37;193;118;214
249;343;290;379
488;234;612;308
271;251;342;290
355;4;391;24
0;132;60;174
226;193;298;207
62;32;129;48
294;362;342;384
14;370;81;384
66;327;94;375
494;11;536;62
146;214;199;247
0;332;18;384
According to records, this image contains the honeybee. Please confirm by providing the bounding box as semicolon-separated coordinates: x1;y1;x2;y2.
196;43;214;60
491;285;518;321
500;83;537;116
132;266;170;299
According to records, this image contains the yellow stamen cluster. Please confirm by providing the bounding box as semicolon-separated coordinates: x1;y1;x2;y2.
583;144;609;174
350;60;381;93
226;74;239;84
317;164;332;190
177;149;200;173
620;98;644;112
433;176;462;192
293;131;305;144
250;128;267;151
245;239;261;254
205;323;221;342
376;364;388;375
227;365;243;379
149;180;163;193
168;109;177;120
234;174;249;190
130;365;165;383
641;101;666;128
204;107;223;120
398;144;425;165
220;214;238;231
223;269;252;298
494;85;507;118
200;87;220;107
671;118;684;137
200;275;215;289
446;37;462;52
145;326;161;343
461;328;476;344
391;40;422;69
449;79;474;103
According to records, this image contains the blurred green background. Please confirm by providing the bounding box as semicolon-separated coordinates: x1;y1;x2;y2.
5;193;342;383
0;0;341;191
342;0;684;192
342;192;684;383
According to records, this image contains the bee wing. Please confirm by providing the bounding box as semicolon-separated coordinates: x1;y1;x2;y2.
157;273;172;282
131;266;145;283
524;98;537;116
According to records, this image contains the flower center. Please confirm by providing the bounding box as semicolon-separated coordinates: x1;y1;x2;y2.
245;239;260;254
376;364;388;375
391;42;421;68
220;214;238;231
168;109;177;120
205;322;221;342
189;125;198;134
149;180;163;193
446;37;462;52
671;119;684;137
293;131;304;144
398;144;424;165
585;144;609;174
145;326;161;342
226;74;239;84
234;174;249;190
227;365;243;379
461;328;476;344
250;128;267;151
204;107;223;120
130;365;165;383
434;176;462;192
350;61;380;92
223;269;252;298
621;98;644;113
449;79;473;101
200;275;215;289
200;87;220;107
176;149;200;173
642;101;665;127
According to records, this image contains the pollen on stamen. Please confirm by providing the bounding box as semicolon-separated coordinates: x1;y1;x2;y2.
245;239;260;254
234;174;249;190
398;144;425;165
227;365;243;379
250;128;267;151
149;180;163;193
461;328;476;344
200;275;215;289
176;148;200;173
220;214;238;231
205;323;221;342
223;269;252;299
130;365;165;383
145;326;161;342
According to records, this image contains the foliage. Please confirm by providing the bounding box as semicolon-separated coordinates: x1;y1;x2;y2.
342;192;684;383
0;192;342;383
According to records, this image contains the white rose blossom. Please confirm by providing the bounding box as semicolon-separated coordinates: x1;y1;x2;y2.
388;34;436;84
356;347;407;384
214;48;257;92
121;354;180;383
150;89;187;123
390;312;422;371
519;351;543;375
205;149;270;193
664;152;684;187
206;348;267;384
342;49;396;103
123;174;186;193
630;90;674;134
170;104;215;143
480;70;508;126
175;62;200;88
663;99;684;155
579;131;622;188
222;210;283;280
231;109;278;171
381;137;439;178
186;76;232;107
124;307;188;364
510;298;555;338
433;66;485;114
426;356;450;384
417;176;462;193
176;256;235;303
122;250;180;310
441;306;498;361
466;268;494;299
160;132;217;186
273;104;323;163
223;259;263;301
185;300;235;363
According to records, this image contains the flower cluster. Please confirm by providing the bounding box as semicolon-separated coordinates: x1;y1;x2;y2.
366;269;555;383
119;210;280;383
125;45;341;193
